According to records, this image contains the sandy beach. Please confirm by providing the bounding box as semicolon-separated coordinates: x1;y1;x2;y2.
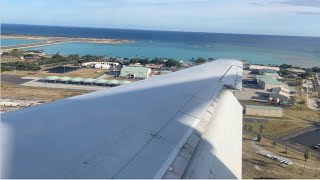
1;34;134;44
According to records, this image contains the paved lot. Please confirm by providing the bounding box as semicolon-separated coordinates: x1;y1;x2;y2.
1;75;34;84
235;69;270;101
289;129;320;148
236;83;270;101
21;79;108;91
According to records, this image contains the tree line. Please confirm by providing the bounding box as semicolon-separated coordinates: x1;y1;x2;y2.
1;50;212;72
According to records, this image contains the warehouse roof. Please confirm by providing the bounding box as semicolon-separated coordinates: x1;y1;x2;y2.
245;105;283;111
255;75;273;79
83;78;96;83
109;80;120;85
59;77;72;82
94;79;108;84
71;77;84;82
264;72;279;77
44;76;135;86
46;76;61;81
120;66;150;78
261;78;283;85
258;69;277;74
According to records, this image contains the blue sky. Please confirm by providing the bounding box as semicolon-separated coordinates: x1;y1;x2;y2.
2;0;320;36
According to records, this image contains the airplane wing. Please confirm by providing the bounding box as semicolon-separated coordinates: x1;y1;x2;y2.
1;59;243;179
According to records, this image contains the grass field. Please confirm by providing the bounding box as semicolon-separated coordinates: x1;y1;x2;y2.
243;134;320;179
242;98;320;137
1;68;109;78
244;110;319;137
1;56;26;63
1;81;89;101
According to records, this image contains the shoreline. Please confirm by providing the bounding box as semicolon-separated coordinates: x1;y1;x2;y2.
1;34;135;44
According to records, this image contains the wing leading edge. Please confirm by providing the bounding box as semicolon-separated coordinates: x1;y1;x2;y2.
1;59;243;179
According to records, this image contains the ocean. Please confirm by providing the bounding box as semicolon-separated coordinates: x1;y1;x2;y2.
1;38;39;46
1;24;320;67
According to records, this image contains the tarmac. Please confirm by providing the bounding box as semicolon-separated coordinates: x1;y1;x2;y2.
20;77;108;91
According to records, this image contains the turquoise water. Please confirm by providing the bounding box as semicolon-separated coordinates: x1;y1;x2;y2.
27;41;319;67
1;38;40;46
3;24;320;67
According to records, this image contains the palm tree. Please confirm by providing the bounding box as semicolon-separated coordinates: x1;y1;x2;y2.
285;145;288;154
243;125;254;140
303;148;310;175
259;125;264;135
243;124;248;140
315;155;320;177
258;125;264;141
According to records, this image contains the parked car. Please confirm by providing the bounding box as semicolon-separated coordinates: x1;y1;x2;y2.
313;144;320;150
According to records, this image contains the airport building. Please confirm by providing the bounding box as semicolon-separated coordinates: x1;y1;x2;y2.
270;86;297;104
249;65;280;72
261;78;283;90
44;76;131;86
81;62;120;69
287;68;306;75
245;105;283;117
255;75;283;90
120;66;152;79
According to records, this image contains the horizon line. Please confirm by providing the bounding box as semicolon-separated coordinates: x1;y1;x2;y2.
2;23;320;38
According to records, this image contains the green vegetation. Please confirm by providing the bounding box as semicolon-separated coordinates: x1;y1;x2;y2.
285;78;303;86
303;148;310;174
3;50;209;72
1;61;41;71
312;67;320;73
1;49;25;58
194;57;207;65
279;63;319;79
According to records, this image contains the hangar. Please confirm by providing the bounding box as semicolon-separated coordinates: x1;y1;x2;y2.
245;105;283;117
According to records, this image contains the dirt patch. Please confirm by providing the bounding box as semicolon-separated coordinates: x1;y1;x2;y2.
1;81;89;101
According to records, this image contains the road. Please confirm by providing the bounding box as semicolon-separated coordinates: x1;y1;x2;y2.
313;72;320;98
1;40;68;51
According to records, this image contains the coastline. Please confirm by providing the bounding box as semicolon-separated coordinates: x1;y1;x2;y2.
1;34;135;44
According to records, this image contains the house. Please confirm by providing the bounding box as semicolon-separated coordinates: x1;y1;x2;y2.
120;66;152;79
130;63;143;67
287;68;306;75
270;86;296;105
145;64;163;69
23;54;41;60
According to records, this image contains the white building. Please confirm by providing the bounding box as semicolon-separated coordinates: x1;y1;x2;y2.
82;62;120;69
81;62;99;67
249;65;280;72
94;63;110;69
